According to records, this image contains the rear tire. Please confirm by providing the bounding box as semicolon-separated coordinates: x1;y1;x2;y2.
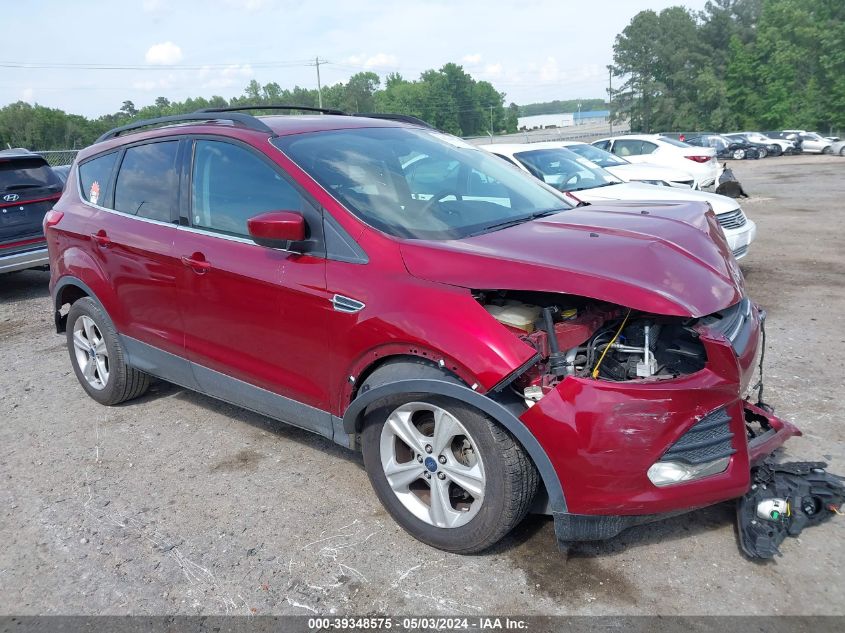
757;147;768;159
732;149;746;160
822;146;833;155
66;297;150;405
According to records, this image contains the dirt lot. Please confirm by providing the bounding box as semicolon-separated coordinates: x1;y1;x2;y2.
1;155;843;616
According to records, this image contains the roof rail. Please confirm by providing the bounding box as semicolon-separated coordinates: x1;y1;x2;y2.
94;112;275;144
197;104;347;116
355;113;436;129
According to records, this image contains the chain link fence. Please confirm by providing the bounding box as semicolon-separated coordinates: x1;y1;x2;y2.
35;150;79;167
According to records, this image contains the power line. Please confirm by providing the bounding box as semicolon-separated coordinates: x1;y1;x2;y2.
0;60;314;71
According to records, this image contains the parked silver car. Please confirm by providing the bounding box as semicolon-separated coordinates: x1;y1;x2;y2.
782;130;833;154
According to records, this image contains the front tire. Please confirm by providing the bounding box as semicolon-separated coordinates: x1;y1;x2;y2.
732;149;746;160
66;297;150;405
361;396;538;553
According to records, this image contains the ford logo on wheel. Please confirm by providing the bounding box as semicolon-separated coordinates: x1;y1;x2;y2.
2;193;19;202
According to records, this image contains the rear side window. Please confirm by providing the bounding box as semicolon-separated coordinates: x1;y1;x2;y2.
79;152;119;205
191;140;307;237
114;141;180;222
1;156;62;192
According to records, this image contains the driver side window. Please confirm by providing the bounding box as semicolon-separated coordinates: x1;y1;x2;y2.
191;140;307;237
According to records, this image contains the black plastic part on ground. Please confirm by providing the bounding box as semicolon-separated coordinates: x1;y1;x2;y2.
737;461;845;559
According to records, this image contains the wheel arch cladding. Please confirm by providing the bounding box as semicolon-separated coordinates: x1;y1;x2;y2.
53;276;102;332
342;377;567;513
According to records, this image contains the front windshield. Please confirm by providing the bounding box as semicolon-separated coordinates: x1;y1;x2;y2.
512;147;622;192
272;127;571;240
565;143;628;168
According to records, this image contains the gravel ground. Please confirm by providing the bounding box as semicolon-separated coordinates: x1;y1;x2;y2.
1;155;843;616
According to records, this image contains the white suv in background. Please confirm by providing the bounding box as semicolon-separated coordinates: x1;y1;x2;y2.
592;134;720;188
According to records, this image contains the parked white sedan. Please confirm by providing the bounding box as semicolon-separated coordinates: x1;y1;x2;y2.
550;141;696;188
592;134;720;188
485;143;756;260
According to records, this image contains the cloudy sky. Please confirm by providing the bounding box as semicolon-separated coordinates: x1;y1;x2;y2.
2;0;709;117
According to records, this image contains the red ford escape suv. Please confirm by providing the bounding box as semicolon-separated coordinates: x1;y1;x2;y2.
46;107;799;553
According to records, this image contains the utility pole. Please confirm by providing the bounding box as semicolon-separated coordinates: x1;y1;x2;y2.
608;65;614;136
310;56;325;110
489;105;494;143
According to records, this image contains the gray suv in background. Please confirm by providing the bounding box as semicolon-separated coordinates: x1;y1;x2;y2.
0;149;63;274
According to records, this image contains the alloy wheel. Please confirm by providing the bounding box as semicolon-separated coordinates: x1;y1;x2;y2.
72;315;109;390
379;402;486;528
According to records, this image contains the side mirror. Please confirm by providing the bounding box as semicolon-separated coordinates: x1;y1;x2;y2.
247;211;306;249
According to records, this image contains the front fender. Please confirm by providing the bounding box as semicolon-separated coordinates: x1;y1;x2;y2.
342;378;566;514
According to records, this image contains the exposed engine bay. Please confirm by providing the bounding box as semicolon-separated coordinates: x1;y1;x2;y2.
476;290;707;405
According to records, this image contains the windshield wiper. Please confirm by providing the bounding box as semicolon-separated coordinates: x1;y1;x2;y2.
467;208;566;237
571;182;617;192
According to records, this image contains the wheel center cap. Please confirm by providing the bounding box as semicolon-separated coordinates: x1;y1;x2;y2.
424;457;438;472
89;347;97;359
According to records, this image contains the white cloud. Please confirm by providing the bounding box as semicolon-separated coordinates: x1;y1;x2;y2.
539;56;559;82
363;53;399;69
132;73;178;92
145;42;183;65
198;64;253;90
142;0;163;12
462;53;482;65
132;80;158;91
483;63;502;77
222;0;272;11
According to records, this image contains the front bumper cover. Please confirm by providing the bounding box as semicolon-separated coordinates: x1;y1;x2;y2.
551;402;800;542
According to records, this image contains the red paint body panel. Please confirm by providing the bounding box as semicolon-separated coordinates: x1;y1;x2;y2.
174;230;332;410
401;202;744;318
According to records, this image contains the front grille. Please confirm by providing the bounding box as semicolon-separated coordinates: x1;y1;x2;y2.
732;244;749;258
717;208;747;230
661;407;736;465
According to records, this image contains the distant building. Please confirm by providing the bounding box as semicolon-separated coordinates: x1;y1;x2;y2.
518;109;610;131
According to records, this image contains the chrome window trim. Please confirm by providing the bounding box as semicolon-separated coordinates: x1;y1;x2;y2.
175;224;255;245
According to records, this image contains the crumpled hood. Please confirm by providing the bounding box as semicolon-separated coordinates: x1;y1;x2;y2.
578;181;740;215
400;201;745;318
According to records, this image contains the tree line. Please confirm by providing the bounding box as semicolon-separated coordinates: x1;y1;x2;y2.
0;64;519;150
518;99;607;117
611;0;845;134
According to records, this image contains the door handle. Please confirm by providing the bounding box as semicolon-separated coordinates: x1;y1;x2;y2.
181;254;212;273
90;231;111;248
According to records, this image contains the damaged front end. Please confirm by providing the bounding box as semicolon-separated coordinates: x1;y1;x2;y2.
475;289;802;541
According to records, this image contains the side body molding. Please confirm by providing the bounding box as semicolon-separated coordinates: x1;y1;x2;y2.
342;378;566;513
